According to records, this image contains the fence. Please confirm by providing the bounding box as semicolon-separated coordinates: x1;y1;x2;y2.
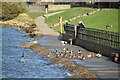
64;24;120;57
77;28;120;49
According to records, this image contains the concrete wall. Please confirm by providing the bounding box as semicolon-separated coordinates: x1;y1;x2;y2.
27;5;45;12
75;38;120;58
48;5;71;11
27;4;71;12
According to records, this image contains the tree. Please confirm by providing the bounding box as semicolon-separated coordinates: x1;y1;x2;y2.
2;2;27;21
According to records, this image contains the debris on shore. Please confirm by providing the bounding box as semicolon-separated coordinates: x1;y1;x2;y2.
18;41;38;48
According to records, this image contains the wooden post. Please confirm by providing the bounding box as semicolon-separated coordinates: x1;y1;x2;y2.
74;25;77;39
45;8;48;14
59;16;63;34
69;39;73;45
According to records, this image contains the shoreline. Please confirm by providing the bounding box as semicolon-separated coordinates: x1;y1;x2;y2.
1;19;99;79
30;44;99;79
0;20;44;38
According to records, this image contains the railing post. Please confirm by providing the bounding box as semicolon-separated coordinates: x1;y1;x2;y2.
74;25;77;39
59;16;63;34
69;39;73;45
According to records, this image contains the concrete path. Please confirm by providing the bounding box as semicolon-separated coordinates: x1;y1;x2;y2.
34;11;65;36
44;11;64;18
35;16;59;36
34;11;120;79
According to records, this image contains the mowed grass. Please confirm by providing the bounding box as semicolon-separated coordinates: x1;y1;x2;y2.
45;8;93;26
70;10;119;33
27;10;65;19
16;13;33;23
27;11;45;19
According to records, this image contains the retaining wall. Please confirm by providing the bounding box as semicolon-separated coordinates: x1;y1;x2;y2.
75;38;120;58
48;5;71;11
64;24;120;58
27;5;45;12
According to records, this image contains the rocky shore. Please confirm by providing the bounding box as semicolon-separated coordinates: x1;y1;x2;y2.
18;41;99;79
0;13;43;38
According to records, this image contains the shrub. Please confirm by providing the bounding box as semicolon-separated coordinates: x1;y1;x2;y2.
2;2;27;21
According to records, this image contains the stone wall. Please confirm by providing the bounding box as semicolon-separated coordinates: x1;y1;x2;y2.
48;5;71;11
27;4;71;12
27;4;45;12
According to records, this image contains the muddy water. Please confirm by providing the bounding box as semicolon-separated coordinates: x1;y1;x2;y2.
2;27;67;78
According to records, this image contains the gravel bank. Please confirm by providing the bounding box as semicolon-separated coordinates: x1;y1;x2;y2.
19;42;99;79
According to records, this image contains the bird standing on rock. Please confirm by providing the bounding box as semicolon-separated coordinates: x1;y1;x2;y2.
87;54;92;58
63;46;66;53
55;49;59;58
69;50;75;58
77;50;83;59
48;52;53;58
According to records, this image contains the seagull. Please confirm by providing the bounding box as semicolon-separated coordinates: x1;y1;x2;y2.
96;52;102;58
82;56;86;60
61;41;67;45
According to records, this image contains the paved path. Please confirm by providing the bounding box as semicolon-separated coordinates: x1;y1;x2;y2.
35;16;59;36
34;11;120;79
34;11;65;36
44;11;64;18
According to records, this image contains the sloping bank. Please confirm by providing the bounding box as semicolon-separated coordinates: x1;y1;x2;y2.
19;41;99;79
0;13;43;38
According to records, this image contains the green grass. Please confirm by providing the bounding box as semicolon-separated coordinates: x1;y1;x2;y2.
48;9;65;13
16;13;33;23
26;10;65;19
27;12;45;19
45;8;93;26
70;9;119;33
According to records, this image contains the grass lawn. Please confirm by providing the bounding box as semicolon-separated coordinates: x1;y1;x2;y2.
45;8;93;26
27;12;45;19
27;10;65;19
70;9;119;33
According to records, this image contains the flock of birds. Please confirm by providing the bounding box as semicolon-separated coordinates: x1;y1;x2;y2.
47;41;102;60
20;40;102;62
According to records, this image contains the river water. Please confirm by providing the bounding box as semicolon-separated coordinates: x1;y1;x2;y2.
1;27;119;79
2;27;67;78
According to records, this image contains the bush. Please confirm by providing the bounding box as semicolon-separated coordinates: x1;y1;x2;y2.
2;2;27;21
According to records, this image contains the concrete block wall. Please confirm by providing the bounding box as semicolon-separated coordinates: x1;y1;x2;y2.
75;38;120;58
27;5;45;12
48;5;71;11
